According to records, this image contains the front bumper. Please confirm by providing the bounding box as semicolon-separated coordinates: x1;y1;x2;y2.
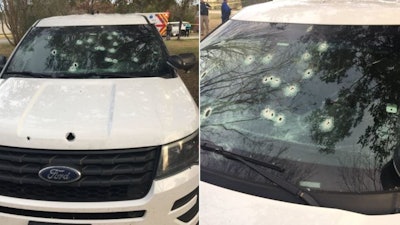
0;166;199;225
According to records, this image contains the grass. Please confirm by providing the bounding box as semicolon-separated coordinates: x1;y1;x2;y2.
0;42;13;57
165;39;199;105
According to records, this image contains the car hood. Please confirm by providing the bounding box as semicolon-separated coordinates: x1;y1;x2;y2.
0;77;198;149
200;182;400;225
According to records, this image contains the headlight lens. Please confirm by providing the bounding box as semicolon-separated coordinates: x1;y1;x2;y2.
156;130;199;178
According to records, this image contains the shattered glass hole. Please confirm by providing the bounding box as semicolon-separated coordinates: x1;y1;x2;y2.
204;107;212;118
244;55;255;65
262;54;273;64
261;107;275;120
68;62;79;72
320;117;334;132
301;52;311;61
283;84;299;97
386;104;398;114
303;69;314;79
274;114;285;125
318;42;329;52
262;75;281;87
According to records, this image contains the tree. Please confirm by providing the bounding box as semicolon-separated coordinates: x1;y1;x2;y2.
0;0;72;46
114;0;176;13
71;0;114;14
169;0;197;40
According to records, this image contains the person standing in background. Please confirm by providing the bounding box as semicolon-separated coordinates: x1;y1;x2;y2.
200;0;211;35
221;0;231;24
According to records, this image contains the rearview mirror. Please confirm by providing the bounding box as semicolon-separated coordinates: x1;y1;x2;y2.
168;53;196;73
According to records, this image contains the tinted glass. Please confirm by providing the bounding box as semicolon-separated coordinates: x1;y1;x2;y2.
201;20;400;193
5;25;172;78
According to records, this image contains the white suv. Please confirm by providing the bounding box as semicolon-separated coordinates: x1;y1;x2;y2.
0;14;198;225
200;0;400;224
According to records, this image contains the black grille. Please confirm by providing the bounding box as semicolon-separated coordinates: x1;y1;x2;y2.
172;187;199;223
0;145;160;202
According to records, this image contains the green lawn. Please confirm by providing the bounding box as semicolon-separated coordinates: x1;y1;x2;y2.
0;42;14;57
165;39;199;105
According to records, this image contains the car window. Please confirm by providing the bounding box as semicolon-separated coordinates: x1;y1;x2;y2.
201;20;400;193
4;24;172;78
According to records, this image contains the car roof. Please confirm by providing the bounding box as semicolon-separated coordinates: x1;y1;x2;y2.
168;21;190;24
36;14;149;27
233;0;400;25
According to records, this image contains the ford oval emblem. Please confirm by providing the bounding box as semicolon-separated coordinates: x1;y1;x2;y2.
38;166;81;184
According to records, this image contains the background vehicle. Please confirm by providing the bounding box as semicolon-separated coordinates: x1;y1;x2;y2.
168;21;191;36
0;14;198;225
139;12;170;36
200;0;400;224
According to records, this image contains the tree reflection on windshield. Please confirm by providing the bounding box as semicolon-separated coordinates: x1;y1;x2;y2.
6;25;171;78
200;21;400;192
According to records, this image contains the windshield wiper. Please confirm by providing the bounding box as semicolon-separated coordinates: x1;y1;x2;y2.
202;141;285;172
201;141;320;206
3;71;50;78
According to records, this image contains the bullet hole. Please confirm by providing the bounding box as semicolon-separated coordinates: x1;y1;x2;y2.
274;114;286;126
283;84;299;97
320;117;334;132
51;49;57;56
68;62;79;72
261;107;276;120
204;107;212;118
244;55;255;65
27;136;30;141
318;42;329;52
262;75;281;88
95;46;105;51
262;54;273;64
386;104;398;114
200;72;207;79
132;56;139;63
303;68;314;79
301;51;311;61
66;132;76;142
262;76;273;84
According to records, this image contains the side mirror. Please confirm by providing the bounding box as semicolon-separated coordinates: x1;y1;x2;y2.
168;53;196;73
0;55;6;71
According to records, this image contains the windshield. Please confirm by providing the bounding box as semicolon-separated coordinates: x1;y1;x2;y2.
200;20;400;194
4;24;172;78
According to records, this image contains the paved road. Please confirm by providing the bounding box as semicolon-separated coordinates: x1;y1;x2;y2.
0;38;9;44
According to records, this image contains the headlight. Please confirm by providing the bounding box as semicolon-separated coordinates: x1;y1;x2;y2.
156;130;199;178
